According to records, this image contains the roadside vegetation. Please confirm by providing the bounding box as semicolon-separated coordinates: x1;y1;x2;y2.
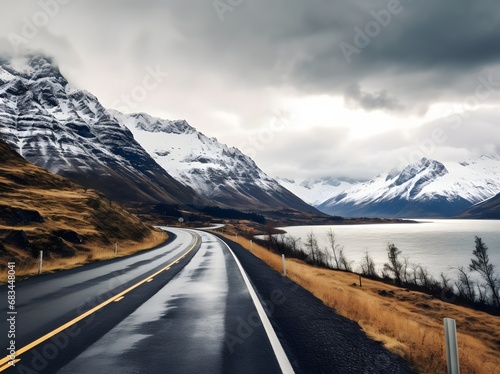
221;225;500;374
0;140;168;281
259;226;500;315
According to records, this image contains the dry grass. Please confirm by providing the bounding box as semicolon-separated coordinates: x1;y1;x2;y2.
226;234;500;374
0;141;169;281
0;228;168;281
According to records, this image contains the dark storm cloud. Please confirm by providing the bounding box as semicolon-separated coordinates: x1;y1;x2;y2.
290;1;500;84
184;0;500;112
3;0;500;105
1;0;500;179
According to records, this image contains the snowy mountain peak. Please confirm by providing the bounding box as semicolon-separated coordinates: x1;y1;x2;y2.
311;156;500;218
0;54;199;206
111;110;316;212
1;55;62;82
117;111;197;135
0;54;317;214
392;158;448;187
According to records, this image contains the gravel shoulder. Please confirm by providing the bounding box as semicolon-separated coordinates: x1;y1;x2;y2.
218;234;417;374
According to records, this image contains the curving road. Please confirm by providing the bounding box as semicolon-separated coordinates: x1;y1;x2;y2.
1;228;415;373
54;229;291;374
0;229;291;373
0;228;198;373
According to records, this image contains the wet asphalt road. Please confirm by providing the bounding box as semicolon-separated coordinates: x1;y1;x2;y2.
0;228;200;373
54;230;287;374
0;229;289;374
1;228;417;373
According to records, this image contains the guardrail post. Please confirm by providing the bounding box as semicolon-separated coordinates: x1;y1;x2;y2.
444;318;460;374
38;250;43;274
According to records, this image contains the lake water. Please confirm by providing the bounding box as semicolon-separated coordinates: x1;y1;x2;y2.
278;220;500;281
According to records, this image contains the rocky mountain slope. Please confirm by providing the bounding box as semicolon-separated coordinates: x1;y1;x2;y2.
460;192;500;219
0;55;200;208
0;139;163;272
110;110;319;213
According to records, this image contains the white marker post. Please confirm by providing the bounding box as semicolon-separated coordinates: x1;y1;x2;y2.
114;242;118;256
250;239;253;253
444;318;460;374
282;254;287;277
38;250;43;274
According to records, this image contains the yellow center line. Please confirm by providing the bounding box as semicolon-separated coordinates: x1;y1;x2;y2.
114;296;125;302
0;359;20;371
146;278;154;282
0;233;199;370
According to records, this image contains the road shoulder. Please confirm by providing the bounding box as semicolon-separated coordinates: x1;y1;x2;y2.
216;234;416;374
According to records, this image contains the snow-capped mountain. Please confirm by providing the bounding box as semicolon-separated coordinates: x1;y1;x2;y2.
276;177;356;206
110;111;318;213
316;156;500;218
0;55;200;206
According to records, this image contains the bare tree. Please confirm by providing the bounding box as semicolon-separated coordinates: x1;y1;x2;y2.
470;236;500;307
417;265;437;290
285;235;301;257
383;243;404;286
410;263;419;286
326;228;341;269
305;231;322;266
440;272;452;295
401;257;410;284
264;223;275;249
476;284;489;305
338;247;352;271
360;251;377;277
454;266;476;303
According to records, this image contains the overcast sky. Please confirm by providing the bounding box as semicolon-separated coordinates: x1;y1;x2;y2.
1;0;500;181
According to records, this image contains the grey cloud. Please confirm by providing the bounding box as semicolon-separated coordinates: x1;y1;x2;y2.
5;0;500;102
344;83;404;112
1;0;500;180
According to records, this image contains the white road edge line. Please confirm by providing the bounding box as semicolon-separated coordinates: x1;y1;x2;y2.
217;235;295;374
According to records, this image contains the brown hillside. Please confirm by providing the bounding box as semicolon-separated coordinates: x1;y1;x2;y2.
0;140;167;279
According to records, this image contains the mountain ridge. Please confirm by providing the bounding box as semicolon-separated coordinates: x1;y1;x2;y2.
280;156;500;218
0;55;204;208
460;192;500;219
0;54;320;219
110;110;320;214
